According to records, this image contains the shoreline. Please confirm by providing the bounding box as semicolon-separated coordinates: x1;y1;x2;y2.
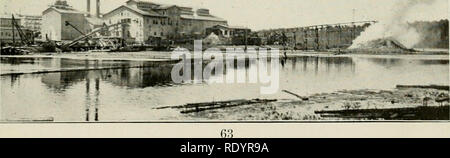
1;48;448;60
170;86;449;121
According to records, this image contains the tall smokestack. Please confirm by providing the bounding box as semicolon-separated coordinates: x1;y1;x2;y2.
87;0;91;16
96;0;100;18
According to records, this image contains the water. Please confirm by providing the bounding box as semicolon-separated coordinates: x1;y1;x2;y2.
1;54;448;121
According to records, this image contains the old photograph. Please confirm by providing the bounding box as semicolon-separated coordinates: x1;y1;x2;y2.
0;0;448;122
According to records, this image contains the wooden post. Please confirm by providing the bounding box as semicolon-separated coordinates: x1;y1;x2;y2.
315;26;319;50
338;25;342;48
304;29;308;50
293;30;297;50
244;29;248;51
11;14;15;46
326;26;329;49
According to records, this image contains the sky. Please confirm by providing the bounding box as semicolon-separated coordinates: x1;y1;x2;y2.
0;0;448;30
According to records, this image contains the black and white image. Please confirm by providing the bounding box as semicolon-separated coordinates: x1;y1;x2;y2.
0;0;448;122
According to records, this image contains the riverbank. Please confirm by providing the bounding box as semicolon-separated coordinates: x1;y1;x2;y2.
175;86;449;120
1;47;448;61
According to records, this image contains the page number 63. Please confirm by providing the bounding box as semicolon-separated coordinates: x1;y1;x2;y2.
220;129;233;138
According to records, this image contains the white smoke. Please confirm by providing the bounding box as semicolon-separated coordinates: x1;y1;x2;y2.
350;0;447;49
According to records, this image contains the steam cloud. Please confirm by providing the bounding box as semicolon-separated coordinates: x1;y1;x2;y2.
350;0;447;49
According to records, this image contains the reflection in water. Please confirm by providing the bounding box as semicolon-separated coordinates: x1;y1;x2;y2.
366;57;450;67
283;56;356;75
85;78;90;121
420;60;449;65
1;55;449;121
84;78;100;122
95;78;99;121
366;58;404;67
41;71;88;93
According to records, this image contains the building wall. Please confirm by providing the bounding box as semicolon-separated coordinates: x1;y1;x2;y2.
179;19;226;37
156;7;182;39
0;28;22;44
41;10;62;41
143;16;168;40
60;13;88;41
0;17;21;27
18;15;42;33
104;7;147;43
102;3;227;44
0;17;22;43
42;8;95;41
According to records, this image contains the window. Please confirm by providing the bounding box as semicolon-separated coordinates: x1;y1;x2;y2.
161;32;163;36
154;32;156;36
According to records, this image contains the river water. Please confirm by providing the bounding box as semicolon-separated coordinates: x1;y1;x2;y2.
1;53;448;121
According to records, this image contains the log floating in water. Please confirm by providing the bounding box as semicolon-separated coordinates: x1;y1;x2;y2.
155;99;277;113
396;85;449;91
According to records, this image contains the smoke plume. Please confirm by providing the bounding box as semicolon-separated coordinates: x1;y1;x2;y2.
350;0;447;49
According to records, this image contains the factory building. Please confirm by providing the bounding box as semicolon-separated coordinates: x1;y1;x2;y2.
206;25;251;38
102;0;228;44
0;14;37;45
0;15;22;44
41;0;103;41
16;14;42;33
205;24;252;45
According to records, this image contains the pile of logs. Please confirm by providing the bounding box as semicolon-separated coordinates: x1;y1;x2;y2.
155;99;277;114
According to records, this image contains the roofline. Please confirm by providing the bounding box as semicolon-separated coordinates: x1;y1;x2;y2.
154;5;177;10
180;16;227;22
42;7;86;15
103;5;167;18
212;24;249;30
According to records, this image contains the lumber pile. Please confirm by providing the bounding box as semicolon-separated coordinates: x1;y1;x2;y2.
315;105;449;120
396;85;449;91
155;99;277;114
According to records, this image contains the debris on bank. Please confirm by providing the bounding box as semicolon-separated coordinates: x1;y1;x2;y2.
168;85;449;120
396;84;449;91
315;105;449;120
155;99;277;114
